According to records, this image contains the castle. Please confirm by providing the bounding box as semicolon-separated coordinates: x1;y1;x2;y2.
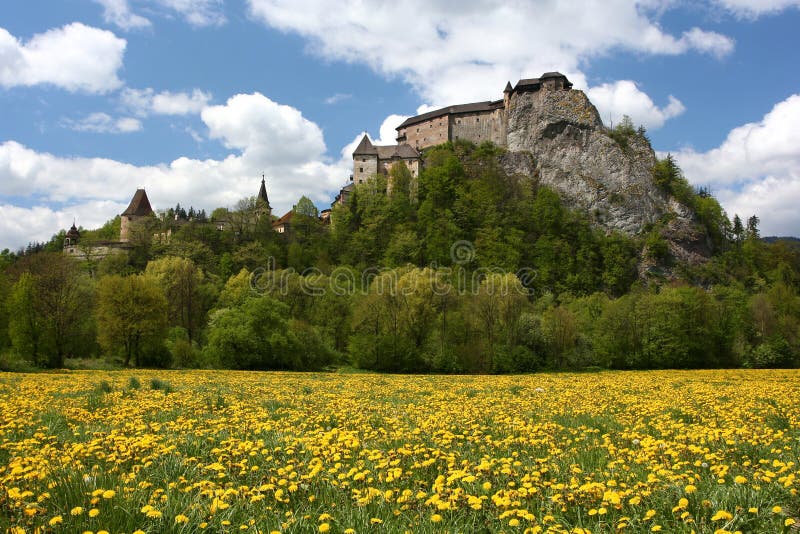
343;72;573;197
64;72;574;249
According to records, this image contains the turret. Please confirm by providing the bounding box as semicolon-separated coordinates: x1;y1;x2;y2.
120;189;154;242
64;221;80;247
503;81;513;108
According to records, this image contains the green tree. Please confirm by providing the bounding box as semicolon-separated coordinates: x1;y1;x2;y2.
145;256;215;343
205;295;333;370
6;253;94;367
96;274;169;367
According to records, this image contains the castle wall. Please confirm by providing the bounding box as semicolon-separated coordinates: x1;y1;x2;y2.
397;115;449;151
120;215;132;242
379;158;419;178
353;155;379;184
449;108;507;147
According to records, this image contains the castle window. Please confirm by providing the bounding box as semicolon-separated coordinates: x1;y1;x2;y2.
359;167;363;172
476;118;480;123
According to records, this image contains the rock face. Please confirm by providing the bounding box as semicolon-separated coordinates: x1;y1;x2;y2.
502;88;710;264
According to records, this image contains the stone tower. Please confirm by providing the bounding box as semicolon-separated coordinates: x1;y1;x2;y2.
120;189;154;242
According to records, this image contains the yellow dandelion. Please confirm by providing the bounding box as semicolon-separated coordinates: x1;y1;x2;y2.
711;510;733;521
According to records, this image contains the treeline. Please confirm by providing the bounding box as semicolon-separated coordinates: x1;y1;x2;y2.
0;141;798;372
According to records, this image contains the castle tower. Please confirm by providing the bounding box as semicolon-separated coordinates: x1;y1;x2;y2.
503;81;513;110
352;134;379;185
120;189;154;242
64;221;80;248
256;175;272;218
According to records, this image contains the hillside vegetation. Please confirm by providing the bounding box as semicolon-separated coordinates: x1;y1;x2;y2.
1;141;799;372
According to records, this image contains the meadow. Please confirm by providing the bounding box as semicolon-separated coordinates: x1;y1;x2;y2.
0;370;798;533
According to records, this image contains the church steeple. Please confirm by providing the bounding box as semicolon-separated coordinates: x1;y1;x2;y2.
257;174;272;217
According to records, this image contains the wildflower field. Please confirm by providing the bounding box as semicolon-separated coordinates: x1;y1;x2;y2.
0;370;798;533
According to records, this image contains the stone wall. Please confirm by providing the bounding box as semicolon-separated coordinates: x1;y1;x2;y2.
450;108;506;147
120;215;132;242
353;155;379;185
397;115;449;150
379;158;419;178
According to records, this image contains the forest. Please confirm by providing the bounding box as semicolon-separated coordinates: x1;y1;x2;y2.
1;138;799;373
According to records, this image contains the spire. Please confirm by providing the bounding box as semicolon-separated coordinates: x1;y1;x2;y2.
504;81;513;93
257;174;271;209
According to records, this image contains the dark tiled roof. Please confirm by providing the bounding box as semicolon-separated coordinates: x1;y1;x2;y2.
396;101;498;129
540;71;565;79
121;189;153;217
372;143;420;160
376;145;398;159
353;134;377;156
395;144;420;158
272;211;293;227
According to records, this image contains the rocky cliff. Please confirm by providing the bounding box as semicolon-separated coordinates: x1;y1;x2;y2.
501;88;710;267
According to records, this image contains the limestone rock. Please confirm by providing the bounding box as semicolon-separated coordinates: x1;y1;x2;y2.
502;88;710;266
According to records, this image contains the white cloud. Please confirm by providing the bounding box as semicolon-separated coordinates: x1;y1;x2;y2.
587;80;686;130
93;0;152;31
679;27;735;58
247;0;733;109
152;89;212;114
0;93;349;250
121;87;213;116
324;93;352;105
155;0;227;27
0;201;127;251
0;23;126;93
375;114;408;145
715;0;800;17
62;112;143;134
673;94;800;236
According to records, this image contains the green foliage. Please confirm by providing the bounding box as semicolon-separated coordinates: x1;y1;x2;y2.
3;139;800;375
95;274;169;367
204;294;334;371
6;254;95;368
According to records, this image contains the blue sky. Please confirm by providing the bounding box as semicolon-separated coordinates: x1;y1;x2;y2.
1;0;799;249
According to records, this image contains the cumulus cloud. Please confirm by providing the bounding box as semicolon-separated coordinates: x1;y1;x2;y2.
0;93;349;249
121;87;213;116
587;80;686;130
61;112;143;134
247;0;733;108
0;23;126;93
0;201;128;250
673;94;800;236
93;0;152;30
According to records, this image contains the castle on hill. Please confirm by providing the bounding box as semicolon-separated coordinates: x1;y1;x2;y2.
63;72;573;249
338;72;572;204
